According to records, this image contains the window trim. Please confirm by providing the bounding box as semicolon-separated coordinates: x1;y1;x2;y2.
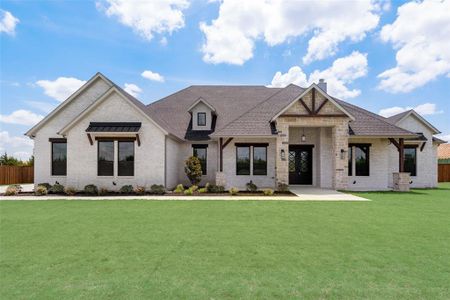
97;140;115;177
197;112;207;126
118;140;135;177
192;144;208;175
403;145;417;176
50;139;67;176
252;145;267;176
236;145;251;175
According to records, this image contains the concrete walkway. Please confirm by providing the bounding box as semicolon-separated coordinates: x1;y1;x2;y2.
289;186;368;201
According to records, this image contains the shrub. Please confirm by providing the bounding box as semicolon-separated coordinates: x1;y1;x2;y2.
37;183;52;191
184;188;193;196
263;188;274;196
98;187;109;196
174;184;184;193
190;185;198;192
184;156;202;185
150;184;165;195
64;186;77;196
277;183;289;193
207;184;225;193
229;187;239;195
50;183;65;194
35;185;48;196
134;186;146;195
84;184;98;196
246;180;258;192
198;187;207;193
4;185;19;196
119;185;133;194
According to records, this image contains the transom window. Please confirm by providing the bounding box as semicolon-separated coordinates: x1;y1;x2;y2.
197;112;206;126
404;146;417;176
348;144;370;176
51;139;67;176
236;143;268;176
193;144;207;175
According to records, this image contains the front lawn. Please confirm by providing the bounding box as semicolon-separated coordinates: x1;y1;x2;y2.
1;184;449;299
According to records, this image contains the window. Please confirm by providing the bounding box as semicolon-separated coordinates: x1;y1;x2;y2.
404;146;417;176
51;141;67;176
193;145;207;175
118;141;134;176
236;146;250;175
197;112;206;126
253;146;267;175
348;146;352;176
355;145;370;176
98;141;114;176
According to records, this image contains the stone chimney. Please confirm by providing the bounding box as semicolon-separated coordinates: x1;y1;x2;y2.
317;79;327;92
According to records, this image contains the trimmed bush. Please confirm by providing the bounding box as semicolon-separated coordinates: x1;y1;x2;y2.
229;187;239;195
184;188;193;196
50;183;65;194
37;183;52;191
277;183;289;193
4;185;20;196
98;188;109;196
150;184;165;195
246;181;257;192
184;156;202;185
134;186;146;195
84;184;98;196
190;185;198;192
35;185;48;196
263;188;274;196
119;185;133;194
174;184;184;193
198;187;207;193
64;186;77;196
207;184;224;193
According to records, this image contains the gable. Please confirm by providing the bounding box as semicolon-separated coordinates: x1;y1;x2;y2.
397;113;438;136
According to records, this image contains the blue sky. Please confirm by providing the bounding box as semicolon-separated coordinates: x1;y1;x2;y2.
1;0;449;160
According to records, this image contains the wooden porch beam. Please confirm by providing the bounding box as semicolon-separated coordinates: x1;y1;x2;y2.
420;141;426;152
299;98;312;115
311;89;316;115
389;138;400;150
222;137;233;149
399;138;405;172
87;133;93;145
136;134;141;146
315;99;328;114
219;137;233;172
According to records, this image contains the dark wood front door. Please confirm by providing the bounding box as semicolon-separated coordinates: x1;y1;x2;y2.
289;145;313;185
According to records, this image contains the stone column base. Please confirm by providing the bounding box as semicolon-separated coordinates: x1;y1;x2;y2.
393;172;411;192
215;172;226;187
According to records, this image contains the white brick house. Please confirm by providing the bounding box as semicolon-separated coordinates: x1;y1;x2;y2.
26;73;444;191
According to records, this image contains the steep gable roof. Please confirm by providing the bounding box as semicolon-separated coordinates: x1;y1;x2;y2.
386;109;440;134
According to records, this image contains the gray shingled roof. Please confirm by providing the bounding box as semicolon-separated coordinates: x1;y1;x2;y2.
385;110;411;125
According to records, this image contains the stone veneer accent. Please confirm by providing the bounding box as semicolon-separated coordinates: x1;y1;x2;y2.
215;171;226;187
393;172;411;192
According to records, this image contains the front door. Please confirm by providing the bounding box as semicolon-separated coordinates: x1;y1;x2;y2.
289;145;313;185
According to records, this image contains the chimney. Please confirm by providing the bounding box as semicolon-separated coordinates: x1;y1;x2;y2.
318;79;327;92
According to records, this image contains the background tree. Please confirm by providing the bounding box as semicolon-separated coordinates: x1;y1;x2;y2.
0;152;33;166
184;156;202;185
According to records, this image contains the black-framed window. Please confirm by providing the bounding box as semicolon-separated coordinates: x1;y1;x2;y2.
253;146;267;175
98;141;114;176
51;142;67;176
193;145;207;175
197;112;206;126
236;146;250;175
404;146;417;176
118;141;134;176
348;146;352;176
355;145;370;176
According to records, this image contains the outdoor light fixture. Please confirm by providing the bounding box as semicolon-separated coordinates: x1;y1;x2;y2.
280;149;286;160
340;149;346;159
301;128;306;142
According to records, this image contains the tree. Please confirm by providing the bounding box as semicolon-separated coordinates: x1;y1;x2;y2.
0;152;33;166
184;156;202;185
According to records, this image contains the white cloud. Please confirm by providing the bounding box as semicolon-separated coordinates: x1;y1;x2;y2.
200;0;381;65
36;77;86;102
123;83;142;97
0;10;19;36
269;51;368;99
13;151;32;161
378;0;450;93
0;131;33;149
0;110;44;126
98;0;189;41
24;101;56;114
141;70;165;82
379;103;443;117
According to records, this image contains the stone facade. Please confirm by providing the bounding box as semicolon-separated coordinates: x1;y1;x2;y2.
393;172;411;192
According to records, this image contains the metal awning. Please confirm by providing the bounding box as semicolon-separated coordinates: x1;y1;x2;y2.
86;122;141;132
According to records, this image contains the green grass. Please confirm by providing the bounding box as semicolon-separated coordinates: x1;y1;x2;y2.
1;184;449;299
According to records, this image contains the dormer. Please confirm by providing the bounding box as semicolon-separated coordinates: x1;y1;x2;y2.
188;97;216;131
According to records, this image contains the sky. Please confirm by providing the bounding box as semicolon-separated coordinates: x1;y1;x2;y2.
0;0;449;160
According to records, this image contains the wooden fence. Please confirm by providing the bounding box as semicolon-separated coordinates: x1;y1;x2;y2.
0;166;34;185
438;164;450;182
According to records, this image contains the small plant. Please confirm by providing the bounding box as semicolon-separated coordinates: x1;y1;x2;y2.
263;188;274;196
207;184;225;193
37;183;52;191
50;183;65;194
119;185;133;194
98;187;109;196
246;180;258;192
150;184;165;195
134;186;146;195
184;188;193;196
4;185;20;196
277;183;289;193
35;185;48;196
64;186;77;196
198;187;207;193
174;184;185;193
184;156;202;185
84;184;98;196
229;187;239;195
190;185;198;192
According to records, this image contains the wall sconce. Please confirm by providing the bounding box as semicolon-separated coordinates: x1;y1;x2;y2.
280;149;286;161
301;128;306;142
340;149;346;160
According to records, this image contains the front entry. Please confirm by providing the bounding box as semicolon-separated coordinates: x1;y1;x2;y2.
289;145;313;185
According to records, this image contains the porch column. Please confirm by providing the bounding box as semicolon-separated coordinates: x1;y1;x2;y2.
332;122;349;190
276;122;289;186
